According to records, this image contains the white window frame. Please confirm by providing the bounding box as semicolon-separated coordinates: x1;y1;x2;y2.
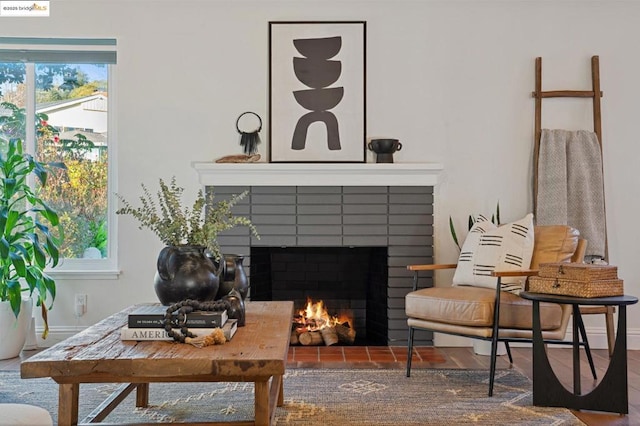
0;38;119;279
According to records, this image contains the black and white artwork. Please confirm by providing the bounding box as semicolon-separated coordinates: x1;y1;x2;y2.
269;21;366;163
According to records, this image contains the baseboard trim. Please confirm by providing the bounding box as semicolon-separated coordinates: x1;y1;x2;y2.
33;326;86;348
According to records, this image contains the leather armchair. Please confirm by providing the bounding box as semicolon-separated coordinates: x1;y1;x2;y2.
405;225;591;396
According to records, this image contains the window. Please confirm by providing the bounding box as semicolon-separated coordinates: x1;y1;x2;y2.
0;38;118;278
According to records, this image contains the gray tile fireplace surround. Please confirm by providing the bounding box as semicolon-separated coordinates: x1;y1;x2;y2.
212;185;434;346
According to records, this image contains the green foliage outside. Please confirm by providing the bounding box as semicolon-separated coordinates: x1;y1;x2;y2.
52;157;108;258
0;99;108;258
0;63;106;98
0;62;109;257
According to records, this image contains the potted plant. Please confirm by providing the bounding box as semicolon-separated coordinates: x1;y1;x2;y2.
0;138;62;359
449;202;507;356
116;177;259;304
449;203;501;251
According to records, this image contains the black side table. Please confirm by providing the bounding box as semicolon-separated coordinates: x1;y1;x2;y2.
520;291;638;414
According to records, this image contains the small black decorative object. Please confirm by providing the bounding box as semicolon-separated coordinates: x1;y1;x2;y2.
236;111;262;155
222;288;246;327
216;254;249;300
368;138;402;163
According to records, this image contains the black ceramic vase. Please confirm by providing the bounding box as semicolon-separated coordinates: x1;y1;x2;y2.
216;254;249;300
367;138;402;163
154;246;223;305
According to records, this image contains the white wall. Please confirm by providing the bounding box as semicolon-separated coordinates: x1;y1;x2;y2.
2;0;639;348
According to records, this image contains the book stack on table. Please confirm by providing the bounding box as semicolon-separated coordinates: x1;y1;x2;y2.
121;304;237;341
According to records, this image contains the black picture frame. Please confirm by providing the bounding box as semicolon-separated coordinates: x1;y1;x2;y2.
269;21;366;163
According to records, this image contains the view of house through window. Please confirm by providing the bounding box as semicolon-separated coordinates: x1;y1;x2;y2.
0;62;109;260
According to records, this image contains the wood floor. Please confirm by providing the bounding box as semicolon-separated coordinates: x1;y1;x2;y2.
2;346;637;425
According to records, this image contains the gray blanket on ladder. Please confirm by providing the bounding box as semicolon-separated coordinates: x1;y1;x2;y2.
536;129;606;258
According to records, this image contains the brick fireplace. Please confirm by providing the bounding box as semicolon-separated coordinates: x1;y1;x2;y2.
193;162;442;346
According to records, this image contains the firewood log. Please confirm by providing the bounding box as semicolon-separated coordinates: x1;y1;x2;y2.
320;326;339;346
335;323;356;344
299;331;324;346
290;329;300;345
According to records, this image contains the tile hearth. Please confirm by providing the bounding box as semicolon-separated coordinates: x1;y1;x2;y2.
287;346;445;369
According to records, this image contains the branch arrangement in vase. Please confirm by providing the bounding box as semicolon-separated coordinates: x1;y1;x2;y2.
116;177;259;260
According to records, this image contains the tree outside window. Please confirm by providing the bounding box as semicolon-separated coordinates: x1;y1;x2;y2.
0;62;109;259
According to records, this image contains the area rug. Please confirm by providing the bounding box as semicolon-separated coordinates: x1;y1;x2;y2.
0;368;584;425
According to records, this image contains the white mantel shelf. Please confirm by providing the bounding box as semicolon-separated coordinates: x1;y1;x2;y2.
191;162;443;187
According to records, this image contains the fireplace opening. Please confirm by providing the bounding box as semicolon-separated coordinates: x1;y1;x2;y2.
250;246;388;346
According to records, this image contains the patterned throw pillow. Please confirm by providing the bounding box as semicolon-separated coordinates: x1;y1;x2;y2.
452;213;535;293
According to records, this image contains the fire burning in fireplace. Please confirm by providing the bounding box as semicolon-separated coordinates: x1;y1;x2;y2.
295;299;349;331
290;298;356;346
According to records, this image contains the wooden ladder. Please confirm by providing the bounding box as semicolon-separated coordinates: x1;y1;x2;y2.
531;56;615;357
532;56;615;356
532;55;603;214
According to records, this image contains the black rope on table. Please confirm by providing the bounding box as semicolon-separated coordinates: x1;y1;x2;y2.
164;299;231;347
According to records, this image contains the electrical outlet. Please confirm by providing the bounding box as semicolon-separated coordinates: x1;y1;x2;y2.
75;293;87;317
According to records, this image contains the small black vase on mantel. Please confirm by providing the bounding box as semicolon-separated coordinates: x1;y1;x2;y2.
368;138;402;163
154;246;223;305
216;254;249;300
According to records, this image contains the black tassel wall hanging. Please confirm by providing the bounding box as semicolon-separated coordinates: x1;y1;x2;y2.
236;111;262;155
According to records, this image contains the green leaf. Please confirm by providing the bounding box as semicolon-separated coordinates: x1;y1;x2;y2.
33;241;46;268
41;274;56;304
449;216;461;251
0;208;7;236
7;139;18;158
5;209;20;233
47;161;67;170
38;202;59;226
12;242;28;259
30;158;47;186
44;235;59;267
9;252;26;277
3;178;16;198
0;237;9;258
6;280;22;317
25;267;38;291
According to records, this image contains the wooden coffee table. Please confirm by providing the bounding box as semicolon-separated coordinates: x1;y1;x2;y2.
21;301;294;426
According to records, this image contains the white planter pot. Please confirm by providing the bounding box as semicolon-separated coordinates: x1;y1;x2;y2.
0;298;33;360
473;339;507;356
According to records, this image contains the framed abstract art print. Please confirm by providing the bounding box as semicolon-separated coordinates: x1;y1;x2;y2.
269;21;366;163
